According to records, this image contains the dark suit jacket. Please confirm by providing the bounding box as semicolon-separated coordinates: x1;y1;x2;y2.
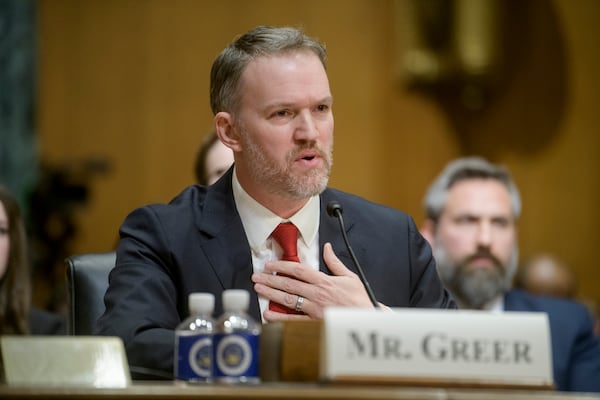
29;308;66;335
505;290;600;392
96;168;454;376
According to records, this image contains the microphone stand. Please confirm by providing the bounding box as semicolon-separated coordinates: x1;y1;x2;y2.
327;202;380;309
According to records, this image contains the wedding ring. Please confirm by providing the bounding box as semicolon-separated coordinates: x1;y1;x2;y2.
295;295;304;312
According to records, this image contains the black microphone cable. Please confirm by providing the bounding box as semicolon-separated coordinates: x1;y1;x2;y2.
327;201;380;308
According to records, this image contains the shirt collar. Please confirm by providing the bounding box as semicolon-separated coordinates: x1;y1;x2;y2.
232;167;320;251
493;295;506;312
485;295;505;313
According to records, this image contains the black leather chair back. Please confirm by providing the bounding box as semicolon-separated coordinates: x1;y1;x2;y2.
65;252;116;335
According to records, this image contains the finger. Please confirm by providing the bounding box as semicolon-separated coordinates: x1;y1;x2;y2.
262;260;303;276
323;242;354;276
263;260;321;284
263;309;313;322
264;295;318;321
253;281;300;308
252;269;309;293
266;296;325;320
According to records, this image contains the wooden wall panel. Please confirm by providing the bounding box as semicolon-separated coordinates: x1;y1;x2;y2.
385;0;600;305
37;0;599;305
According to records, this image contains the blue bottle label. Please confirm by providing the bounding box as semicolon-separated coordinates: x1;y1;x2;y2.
175;333;213;381
213;333;260;379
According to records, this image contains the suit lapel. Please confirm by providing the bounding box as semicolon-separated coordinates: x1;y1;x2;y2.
194;168;260;319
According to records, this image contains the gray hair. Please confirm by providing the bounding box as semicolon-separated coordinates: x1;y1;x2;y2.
424;157;521;221
210;25;327;115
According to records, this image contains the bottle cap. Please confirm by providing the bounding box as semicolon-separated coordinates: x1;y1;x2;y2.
223;289;249;312
189;292;215;314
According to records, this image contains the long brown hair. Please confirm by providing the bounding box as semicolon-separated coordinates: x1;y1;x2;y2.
0;185;31;334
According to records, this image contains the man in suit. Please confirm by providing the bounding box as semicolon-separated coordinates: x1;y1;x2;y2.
96;26;454;377
420;157;600;392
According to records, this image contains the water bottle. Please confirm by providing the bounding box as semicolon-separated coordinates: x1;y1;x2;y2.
213;289;261;383
174;292;215;382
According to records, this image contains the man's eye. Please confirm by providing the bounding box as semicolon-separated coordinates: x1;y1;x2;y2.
274;110;291;118
456;216;475;224
493;219;510;228
316;104;329;112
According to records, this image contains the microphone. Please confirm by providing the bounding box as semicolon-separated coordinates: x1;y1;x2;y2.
326;201;380;308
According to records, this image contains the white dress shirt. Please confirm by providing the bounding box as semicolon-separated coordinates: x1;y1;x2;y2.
231;169;320;322
489;295;505;313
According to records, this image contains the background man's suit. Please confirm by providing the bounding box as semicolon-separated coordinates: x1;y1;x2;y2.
96;168;454;375
505;289;600;392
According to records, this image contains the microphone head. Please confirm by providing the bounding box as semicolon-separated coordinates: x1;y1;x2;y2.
326;201;343;218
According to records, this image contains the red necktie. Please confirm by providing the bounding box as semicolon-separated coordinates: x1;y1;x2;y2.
268;222;304;314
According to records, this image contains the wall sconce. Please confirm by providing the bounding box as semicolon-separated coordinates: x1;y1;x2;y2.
395;0;505;110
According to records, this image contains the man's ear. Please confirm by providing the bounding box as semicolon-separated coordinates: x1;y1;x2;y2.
214;112;242;152
420;219;436;247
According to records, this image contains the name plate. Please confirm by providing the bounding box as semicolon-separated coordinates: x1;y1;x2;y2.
320;308;553;388
1;336;131;388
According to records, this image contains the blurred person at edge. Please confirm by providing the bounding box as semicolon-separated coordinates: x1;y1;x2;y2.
515;253;577;299
0;185;66;335
420;157;600;393
0;185;66;337
194;130;234;185
515;253;600;336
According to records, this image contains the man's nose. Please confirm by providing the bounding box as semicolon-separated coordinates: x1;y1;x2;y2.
294;110;319;141
476;222;493;247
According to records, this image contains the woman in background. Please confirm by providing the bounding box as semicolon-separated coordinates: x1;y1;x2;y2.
0;185;65;335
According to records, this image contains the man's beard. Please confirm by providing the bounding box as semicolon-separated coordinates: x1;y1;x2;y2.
434;244;518;309
239;128;332;200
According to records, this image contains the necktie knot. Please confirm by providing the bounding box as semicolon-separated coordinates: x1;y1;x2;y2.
271;222;299;262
